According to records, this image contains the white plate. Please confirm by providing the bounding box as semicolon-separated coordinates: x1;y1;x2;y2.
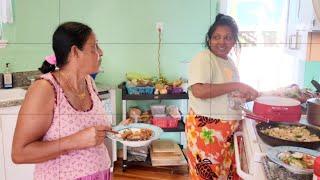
267;146;320;174
106;123;163;147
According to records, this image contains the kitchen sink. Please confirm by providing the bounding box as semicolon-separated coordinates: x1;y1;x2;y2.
0;88;26;102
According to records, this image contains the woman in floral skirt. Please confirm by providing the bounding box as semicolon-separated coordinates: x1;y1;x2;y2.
186;14;259;180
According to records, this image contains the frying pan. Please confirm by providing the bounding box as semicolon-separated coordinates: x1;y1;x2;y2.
256;121;320;150
311;80;320;93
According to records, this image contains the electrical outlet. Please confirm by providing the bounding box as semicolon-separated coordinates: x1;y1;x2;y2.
156;22;163;32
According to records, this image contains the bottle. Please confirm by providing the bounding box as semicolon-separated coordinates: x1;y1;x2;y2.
313;157;320;180
3;63;13;88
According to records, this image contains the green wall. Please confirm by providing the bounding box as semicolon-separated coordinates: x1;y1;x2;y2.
1;0;218;143
304;61;320;91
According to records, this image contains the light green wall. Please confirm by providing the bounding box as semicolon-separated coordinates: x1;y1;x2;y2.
1;0;218;140
304;61;320;90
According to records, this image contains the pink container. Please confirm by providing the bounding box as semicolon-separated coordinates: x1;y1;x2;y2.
152;115;179;128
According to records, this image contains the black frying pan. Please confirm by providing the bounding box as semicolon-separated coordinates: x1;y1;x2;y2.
311;80;320;93
256;121;320;150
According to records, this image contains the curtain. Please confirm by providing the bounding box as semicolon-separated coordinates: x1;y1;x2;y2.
313;0;320;22
0;0;12;41
0;0;13;23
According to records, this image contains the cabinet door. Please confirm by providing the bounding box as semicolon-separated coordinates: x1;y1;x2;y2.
101;98;117;171
0;116;6;180
0;106;34;180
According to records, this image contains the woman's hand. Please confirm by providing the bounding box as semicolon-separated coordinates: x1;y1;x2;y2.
70;125;110;149
236;82;260;101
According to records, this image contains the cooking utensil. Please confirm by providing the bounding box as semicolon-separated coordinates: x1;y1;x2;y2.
267;146;320;174
311;80;320;93
240;105;269;122
307;98;320;126
256;121;320;149
106;129;119;134
253;96;301;122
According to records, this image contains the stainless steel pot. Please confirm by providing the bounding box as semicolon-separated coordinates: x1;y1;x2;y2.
307;98;320;126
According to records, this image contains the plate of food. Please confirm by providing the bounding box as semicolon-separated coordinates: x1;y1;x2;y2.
267;146;320;174
256;122;320;149
106;123;163;147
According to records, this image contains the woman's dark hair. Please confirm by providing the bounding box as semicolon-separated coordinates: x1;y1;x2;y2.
205;13;240;51
39;22;92;73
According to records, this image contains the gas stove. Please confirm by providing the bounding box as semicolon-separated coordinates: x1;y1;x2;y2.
235;117;314;180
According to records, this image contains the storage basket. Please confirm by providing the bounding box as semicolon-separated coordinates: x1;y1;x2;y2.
126;84;154;95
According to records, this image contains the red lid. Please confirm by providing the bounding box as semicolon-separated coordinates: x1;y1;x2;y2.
314;157;320;176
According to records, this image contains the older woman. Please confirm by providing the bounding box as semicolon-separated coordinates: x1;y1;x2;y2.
12;22;112;180
186;14;259;179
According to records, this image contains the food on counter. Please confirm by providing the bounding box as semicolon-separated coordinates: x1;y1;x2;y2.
120;128;153;141
261;125;320;142
128;107;142;121
278;151;316;169
261;84;317;103
159;88;168;95
126;72;153;87
140;111;151;123
172;78;183;88
166;105;181;119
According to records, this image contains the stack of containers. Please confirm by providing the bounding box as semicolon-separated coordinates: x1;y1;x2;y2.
151;105;179;128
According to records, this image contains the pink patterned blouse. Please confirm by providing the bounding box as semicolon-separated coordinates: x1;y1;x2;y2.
34;73;111;180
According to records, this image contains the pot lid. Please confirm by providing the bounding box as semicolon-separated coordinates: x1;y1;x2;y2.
255;96;300;106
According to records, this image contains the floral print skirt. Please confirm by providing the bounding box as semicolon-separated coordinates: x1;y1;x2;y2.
186;110;240;180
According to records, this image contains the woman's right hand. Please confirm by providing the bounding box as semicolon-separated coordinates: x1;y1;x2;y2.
70;125;108;149
236;82;259;101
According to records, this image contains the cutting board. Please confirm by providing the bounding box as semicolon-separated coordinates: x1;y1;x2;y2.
151;139;176;153
150;142;187;166
150;148;187;166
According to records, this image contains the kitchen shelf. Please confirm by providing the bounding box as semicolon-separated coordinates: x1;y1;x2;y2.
118;82;189;172
162;120;185;132
119;82;189;100
122;93;189;100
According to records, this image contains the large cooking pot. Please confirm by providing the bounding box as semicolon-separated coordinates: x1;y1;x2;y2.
253;96;301;122
307;98;320;126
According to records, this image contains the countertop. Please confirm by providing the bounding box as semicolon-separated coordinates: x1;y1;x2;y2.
243;116;317;180
0;82;114;108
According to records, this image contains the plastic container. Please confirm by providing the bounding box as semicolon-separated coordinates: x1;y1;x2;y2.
152;115;179;128
126;85;154;95
168;87;184;94
151;105;166;115
314;157;320;180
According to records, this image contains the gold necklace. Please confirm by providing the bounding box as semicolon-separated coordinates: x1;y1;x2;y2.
59;71;87;100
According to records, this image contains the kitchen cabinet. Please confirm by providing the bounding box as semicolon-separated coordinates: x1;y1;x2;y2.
306;32;320;61
0;105;34;180
100;88;117;172
119;82;188;171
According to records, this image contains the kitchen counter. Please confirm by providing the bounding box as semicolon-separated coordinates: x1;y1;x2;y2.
0;82;114;108
0;88;26;108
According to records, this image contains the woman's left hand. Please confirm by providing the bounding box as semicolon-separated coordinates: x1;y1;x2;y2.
237;91;260;102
